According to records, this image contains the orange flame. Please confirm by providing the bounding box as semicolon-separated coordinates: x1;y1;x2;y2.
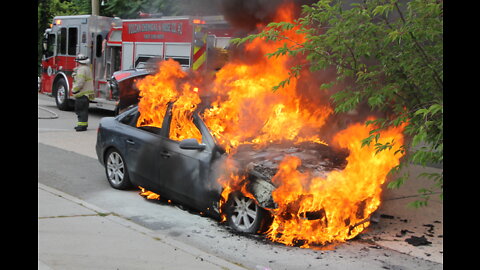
139;186;161;200
266;121;405;247
136;59;202;143
203;5;330;152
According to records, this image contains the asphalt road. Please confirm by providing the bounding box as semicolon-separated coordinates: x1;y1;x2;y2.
38;93;442;270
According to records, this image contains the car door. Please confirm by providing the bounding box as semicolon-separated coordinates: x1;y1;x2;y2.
156;108;216;209
158;138;212;203
117;110;163;189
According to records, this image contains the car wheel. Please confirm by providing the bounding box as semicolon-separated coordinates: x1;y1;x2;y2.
226;191;271;234
54;78;73;111
105;148;132;190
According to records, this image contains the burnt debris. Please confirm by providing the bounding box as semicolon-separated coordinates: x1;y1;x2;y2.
405;235;432;246
232;141;349;180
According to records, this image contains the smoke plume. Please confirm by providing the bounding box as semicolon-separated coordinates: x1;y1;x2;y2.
219;0;316;32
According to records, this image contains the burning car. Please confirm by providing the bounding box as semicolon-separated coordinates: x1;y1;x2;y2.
95;49;406;247
95;103;277;233
96;98;354;235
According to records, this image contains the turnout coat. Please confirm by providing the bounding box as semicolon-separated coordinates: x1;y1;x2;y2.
72;64;94;100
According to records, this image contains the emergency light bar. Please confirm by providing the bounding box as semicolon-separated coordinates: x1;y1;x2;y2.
193;19;205;24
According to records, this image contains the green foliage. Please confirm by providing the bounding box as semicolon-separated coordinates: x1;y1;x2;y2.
103;0;179;18
234;0;443;207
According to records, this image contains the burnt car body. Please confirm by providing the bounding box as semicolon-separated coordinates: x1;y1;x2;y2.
108;69;152;114
95;103;275;233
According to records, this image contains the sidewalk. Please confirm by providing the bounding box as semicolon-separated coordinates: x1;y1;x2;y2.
38;183;248;270
364;164;443;264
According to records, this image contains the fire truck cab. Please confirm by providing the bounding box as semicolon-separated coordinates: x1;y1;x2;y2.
40;14;233;112
41;15;120;110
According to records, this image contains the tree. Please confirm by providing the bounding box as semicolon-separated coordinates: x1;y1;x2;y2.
233;0;443;207
102;0;179;18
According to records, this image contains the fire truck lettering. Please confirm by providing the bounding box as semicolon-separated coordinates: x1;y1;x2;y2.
128;24;141;34
144;34;165;40
128;22;183;35
162;23;170;32
177;23;182;34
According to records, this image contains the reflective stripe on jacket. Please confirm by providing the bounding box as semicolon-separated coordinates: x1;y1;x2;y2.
72;64;94;100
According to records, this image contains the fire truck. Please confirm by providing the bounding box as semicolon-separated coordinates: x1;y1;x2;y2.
40;14;233;112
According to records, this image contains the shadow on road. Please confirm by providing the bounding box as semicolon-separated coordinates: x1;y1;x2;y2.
89;107;116;118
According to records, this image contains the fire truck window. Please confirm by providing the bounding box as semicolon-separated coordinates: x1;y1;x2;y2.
111;47;121;72
68;28;78;56
58;28;67;55
165;57;190;67
96;35;103;58
45;34;55;58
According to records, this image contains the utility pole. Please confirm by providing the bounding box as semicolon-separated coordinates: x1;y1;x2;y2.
92;0;99;16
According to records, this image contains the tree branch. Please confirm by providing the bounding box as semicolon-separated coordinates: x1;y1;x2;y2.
393;2;443;90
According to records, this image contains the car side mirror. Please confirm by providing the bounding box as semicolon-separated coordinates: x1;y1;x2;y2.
179;138;206;150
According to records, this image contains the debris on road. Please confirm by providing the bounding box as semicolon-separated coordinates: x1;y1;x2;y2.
395;229;414;238
405;235;432;246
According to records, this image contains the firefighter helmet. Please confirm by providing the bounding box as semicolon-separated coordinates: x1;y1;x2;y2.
75;54;89;64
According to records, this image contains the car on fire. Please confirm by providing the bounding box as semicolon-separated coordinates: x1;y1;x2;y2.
95;102;276;234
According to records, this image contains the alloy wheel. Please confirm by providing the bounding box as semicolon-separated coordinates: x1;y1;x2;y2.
230;193;259;231
106;152;125;185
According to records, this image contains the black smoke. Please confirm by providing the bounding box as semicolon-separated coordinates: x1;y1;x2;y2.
218;0;316;32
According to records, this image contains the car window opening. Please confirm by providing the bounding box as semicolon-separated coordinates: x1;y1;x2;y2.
138;125;162;136
169;113;203;144
119;110;139;127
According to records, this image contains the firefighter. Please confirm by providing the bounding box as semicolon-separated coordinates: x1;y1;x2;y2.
72;54;94;131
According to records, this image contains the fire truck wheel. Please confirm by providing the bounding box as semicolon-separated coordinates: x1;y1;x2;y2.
104;148;133;190
54;78;73;111
225;191;271;234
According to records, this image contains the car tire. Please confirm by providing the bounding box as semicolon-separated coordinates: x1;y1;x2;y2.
225;191;272;234
104;148;133;190
54;77;73;111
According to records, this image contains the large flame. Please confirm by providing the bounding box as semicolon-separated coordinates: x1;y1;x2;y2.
266;121;404;247
203;6;331;152
136;59;202;143
134;3;405;247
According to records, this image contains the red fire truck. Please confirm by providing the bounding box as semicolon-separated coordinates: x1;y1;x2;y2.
40;14;233;112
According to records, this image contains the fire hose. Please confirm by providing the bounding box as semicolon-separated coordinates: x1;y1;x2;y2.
38;106;59;119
